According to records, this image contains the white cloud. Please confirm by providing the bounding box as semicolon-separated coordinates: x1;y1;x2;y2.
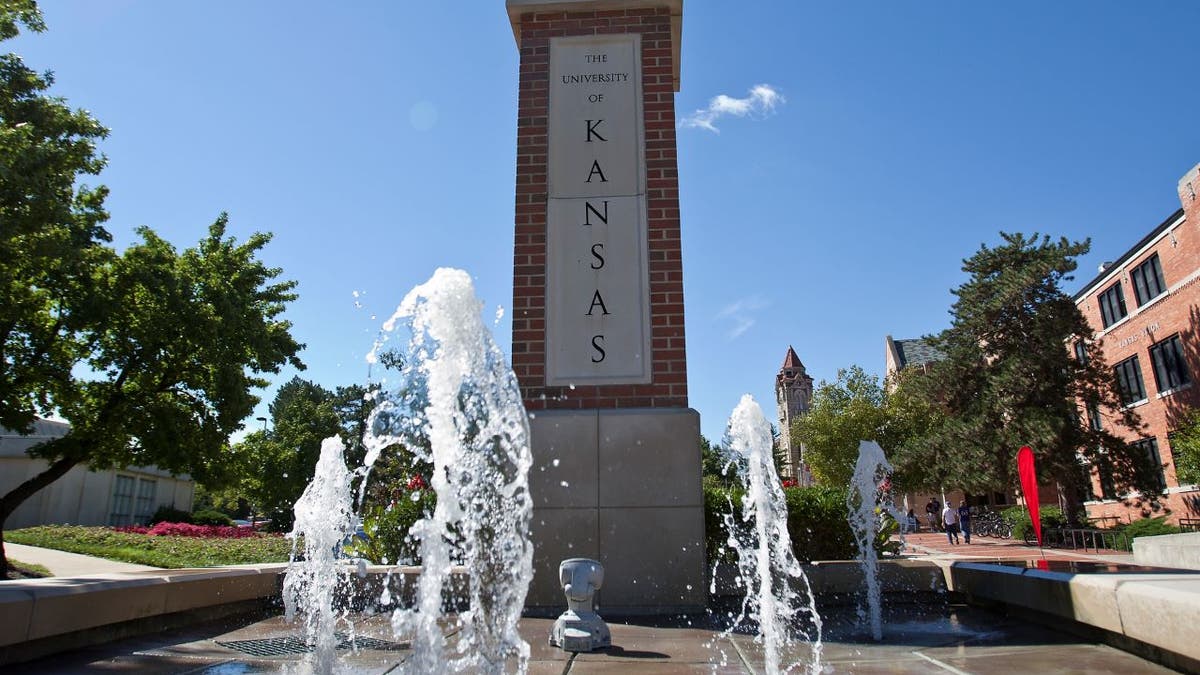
717;296;770;340
679;84;785;133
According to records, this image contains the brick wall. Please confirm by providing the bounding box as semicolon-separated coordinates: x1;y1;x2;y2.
511;6;687;411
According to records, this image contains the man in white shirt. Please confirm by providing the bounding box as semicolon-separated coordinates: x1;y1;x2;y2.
941;503;960;545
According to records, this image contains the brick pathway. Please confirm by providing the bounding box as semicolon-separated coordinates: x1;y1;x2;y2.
900;531;1133;563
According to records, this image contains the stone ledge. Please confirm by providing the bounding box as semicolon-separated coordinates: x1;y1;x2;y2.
1132;532;1200;570
0;565;286;650
950;562;1200;666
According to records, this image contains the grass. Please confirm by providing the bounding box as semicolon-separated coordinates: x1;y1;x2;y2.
6;525;294;568
6;559;51;580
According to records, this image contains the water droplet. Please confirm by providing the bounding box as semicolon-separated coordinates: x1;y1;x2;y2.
560;481;569;487
552;459;560;467
568;383;576;390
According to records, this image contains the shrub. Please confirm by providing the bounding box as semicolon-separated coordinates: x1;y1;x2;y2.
1001;505;1067;542
346;489;437;565
1108;516;1182;551
702;477;744;564
704;480;892;563
190;509;234;526
149;505;193;525
784;485;858;562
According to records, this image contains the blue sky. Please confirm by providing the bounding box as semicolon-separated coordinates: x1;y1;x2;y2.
12;1;1200;444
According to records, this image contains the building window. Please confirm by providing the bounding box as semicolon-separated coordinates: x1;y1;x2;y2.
1078;462;1098;502
109;475;136;526
1114;355;1147;405
1097;462;1118;500
1086;402;1103;431
1149;333;1190;393
1131;437;1166;492
135;478;157;524
1073;340;1089;364
1130;254;1167;307
1097;282;1128;328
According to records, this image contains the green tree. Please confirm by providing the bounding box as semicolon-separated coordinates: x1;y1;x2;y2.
792;366;889;487
231;377;340;529
1170;408;1200;486
0;4;304;574
0;1;110;434
885;366;950;491
701;434;735;486
914;233;1145;522
1;218;304;573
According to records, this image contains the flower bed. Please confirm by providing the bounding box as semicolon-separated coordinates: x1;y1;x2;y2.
6;525;292;568
112;521;270;539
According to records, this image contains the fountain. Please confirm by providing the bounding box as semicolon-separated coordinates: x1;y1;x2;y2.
845;439;904;641
283;268;534;674
283;436;358;674
718;394;823;674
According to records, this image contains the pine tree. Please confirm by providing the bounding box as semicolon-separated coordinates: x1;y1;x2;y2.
917;233;1149;522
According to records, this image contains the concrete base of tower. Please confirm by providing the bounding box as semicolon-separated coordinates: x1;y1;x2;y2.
524;407;706;614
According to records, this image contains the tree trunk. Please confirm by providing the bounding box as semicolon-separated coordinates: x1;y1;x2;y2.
1060;482;1084;528
0;456;80;578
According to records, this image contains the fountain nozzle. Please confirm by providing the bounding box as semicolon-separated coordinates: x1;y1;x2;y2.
550;558;611;653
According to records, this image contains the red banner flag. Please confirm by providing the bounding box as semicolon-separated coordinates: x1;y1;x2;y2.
1017;445;1042;548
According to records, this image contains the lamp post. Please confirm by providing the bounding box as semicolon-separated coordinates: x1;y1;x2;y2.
255;416;268;432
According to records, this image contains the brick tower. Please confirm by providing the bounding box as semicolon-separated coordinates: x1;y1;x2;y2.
505;0;703;612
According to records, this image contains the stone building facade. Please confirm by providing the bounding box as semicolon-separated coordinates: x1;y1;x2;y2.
1074;162;1200;526
775;346;814;483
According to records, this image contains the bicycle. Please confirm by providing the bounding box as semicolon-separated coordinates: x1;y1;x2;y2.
972;509;1012;539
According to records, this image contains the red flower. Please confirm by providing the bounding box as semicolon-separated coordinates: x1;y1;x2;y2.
407;474;427;490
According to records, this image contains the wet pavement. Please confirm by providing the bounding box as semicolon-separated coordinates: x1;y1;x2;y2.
6;603;1178;674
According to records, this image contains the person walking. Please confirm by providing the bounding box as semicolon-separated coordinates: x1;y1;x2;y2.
942;501;960;545
925;497;942;532
957;500;972;544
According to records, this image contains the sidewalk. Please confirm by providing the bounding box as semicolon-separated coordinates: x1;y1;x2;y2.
900;531;1135;564
4;543;160;577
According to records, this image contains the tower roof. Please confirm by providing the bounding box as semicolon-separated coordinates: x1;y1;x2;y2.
781;345;804;371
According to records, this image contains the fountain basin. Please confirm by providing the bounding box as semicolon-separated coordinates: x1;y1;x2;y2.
710;558;948;604
0;563;474;667
951;560;1200;671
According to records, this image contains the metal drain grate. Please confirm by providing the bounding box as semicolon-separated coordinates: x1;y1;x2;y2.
217;636;314;657
217;633;407;658
343;635;407;651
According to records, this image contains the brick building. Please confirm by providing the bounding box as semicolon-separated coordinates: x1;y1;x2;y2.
1074;162;1200;526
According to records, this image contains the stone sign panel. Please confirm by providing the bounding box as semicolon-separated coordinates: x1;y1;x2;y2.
546;34;651;385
